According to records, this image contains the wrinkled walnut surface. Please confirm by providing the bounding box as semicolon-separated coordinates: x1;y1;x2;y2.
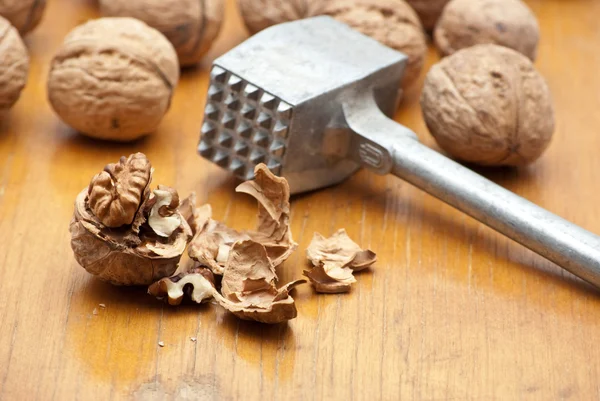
420;44;555;166
304;229;377;293
434;0;539;60
70;153;194;286
100;0;225;66
0;0;46;35
237;0;325;34
0;16;29;112
405;0;450;31
322;0;427;87
47;17;180;142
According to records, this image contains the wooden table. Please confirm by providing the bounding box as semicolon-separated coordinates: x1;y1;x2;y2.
1;0;599;399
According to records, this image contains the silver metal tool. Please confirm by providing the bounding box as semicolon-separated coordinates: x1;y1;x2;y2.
197;16;600;289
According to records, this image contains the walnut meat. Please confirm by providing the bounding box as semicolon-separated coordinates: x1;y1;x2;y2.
237;0;325;34
420;44;555;166
321;0;427;87
47;17;180;142
69;153;194;286
0;16;28;115
434;0;539;60
0;0;46;35
405;0;450;31
100;0;225;66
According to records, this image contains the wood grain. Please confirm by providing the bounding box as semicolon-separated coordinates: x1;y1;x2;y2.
1;0;599;400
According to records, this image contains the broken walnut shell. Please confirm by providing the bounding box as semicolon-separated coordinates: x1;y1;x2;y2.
100;0;225;66
47;17;180;142
0;0;46;35
304;229;377;294
420;44;555;166
434;0;540;61
0;15;29;114
70;153;194;286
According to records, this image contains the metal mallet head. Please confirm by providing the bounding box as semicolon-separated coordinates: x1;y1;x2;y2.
197;16;600;290
198;16;407;194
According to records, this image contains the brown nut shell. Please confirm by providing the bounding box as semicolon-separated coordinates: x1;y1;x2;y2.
47;17;180;142
420;44;554;166
321;0;427;87
434;0;539;60
237;0;325;34
100;0;225;66
0;16;28;113
0;0;46;35
70;189;192;286
405;0;450;31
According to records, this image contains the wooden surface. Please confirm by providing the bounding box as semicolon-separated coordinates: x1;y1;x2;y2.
1;0;600;400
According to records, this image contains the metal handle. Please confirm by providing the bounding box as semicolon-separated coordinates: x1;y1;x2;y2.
344;93;600;289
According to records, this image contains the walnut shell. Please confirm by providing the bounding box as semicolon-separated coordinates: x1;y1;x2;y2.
0;16;28;112
405;0;450;31
420;44;554;166
237;0;325;34
0;0;46;35
47;17;180;142
434;0;539;60
99;0;225;66
321;0;427;87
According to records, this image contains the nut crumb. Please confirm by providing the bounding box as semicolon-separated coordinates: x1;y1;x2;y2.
92;308;98;315
158;341;165;347
190;337;197;342
99;304;106;308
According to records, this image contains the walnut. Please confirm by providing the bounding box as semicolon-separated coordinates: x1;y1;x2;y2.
69;153;194;286
212;240;306;324
0;16;28;114
420;44;555;166
188;164;297;275
405;0;450;31
434;0;539;60
237;0;325;34
237;0;426;88
99;0;225;66
304;229;376;293
47;17;180;142
148;266;216;305
0;0;46;35
148;185;181;237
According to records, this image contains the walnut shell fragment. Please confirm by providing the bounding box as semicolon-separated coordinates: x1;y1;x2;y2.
304;229;377;293
434;0;540;60
69;153;194;286
188;164;297;275
100;0;225;66
148;267;216;305
213;240;306;324
420;44;555;166
0;0;46;35
47;17;180;142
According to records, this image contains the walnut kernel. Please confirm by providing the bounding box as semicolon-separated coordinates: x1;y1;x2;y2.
420;44;555;166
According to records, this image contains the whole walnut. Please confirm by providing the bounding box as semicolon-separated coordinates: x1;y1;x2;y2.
420;44;554;166
47;17;180;142
0;16;28;114
434;0;539;61
0;0;46;35
100;0;224;66
70;153;195;286
405;0;450;31
321;0;428;87
237;0;325;34
237;0;427;88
